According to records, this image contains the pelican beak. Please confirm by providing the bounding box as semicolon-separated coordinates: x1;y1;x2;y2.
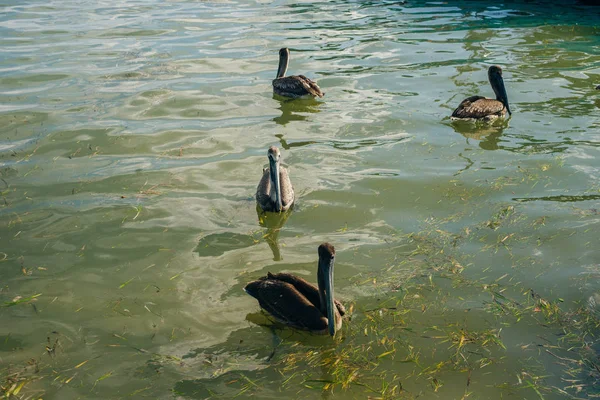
493;74;511;116
269;155;282;212
318;255;336;336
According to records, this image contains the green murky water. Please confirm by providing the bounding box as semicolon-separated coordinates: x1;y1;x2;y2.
1;0;599;398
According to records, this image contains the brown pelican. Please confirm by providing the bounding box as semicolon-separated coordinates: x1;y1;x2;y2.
256;146;294;212
244;242;344;336
272;48;324;99
451;66;511;121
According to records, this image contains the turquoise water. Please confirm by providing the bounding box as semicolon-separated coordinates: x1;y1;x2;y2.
1;0;599;398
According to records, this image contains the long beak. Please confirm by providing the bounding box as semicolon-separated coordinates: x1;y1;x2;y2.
493;75;511;116
269;157;282;212
318;257;336;336
276;50;289;79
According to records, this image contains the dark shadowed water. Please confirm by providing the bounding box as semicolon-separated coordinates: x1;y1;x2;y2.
1;0;599;398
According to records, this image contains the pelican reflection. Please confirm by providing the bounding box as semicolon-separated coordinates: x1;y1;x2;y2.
256;204;291;261
272;96;322;126
450;119;507;151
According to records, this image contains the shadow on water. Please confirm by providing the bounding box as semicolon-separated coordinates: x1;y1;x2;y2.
195;233;256;257
172;326;274;399
193;209;292;260
449;119;598;155
276;133;409;151
272;95;322;126
256;205;292;261
513;194;600;203
519;98;599;119
174;322;337;399
276;133;318;150
498;134;596;154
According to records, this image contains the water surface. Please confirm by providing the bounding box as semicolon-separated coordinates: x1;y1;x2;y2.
1;0;599;398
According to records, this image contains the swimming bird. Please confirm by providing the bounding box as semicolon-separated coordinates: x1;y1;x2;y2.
244;242;344;336
256;146;294;212
272;48;324;99
451;65;511;121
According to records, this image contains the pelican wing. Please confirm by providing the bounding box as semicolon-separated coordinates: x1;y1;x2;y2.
296;75;325;97
273;75;324;98
452;96;506;119
267;272;345;316
256;168;273;211
244;278;329;332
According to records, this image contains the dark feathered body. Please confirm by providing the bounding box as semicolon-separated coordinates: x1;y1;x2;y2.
451;96;507;121
272;48;324;99
244;272;344;333
451;66;511;121
273;75;324;98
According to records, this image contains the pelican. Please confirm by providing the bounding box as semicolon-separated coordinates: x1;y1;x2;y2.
256;146;294;212
272;48;324;99
244;242;344;336
451;65;511;121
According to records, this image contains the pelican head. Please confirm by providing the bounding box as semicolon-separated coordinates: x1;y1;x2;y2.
488;65;511;115
276;48;290;79
267;146;282;212
317;242;337;336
